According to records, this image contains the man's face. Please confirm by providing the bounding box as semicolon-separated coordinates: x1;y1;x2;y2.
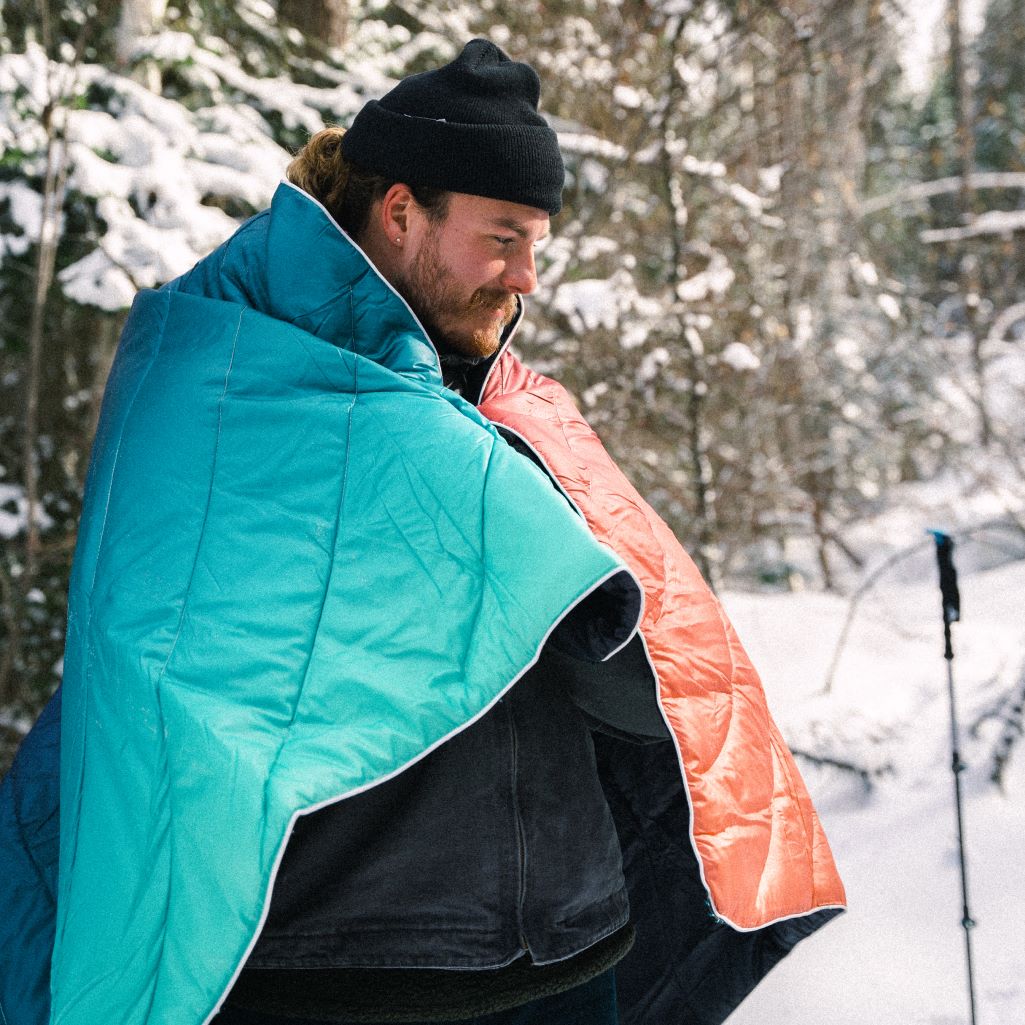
394;193;550;359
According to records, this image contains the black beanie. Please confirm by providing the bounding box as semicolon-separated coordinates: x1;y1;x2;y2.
340;39;565;215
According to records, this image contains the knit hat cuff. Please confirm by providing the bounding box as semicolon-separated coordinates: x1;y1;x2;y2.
341;101;564;215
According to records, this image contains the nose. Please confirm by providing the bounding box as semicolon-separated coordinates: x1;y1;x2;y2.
500;247;538;295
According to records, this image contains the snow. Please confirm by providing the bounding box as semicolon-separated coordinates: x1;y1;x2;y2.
720;341;761;371
613;84;645;109
726;182;766;216
0;45;294;308
758;164;784;194
556;131;628;161
852;254;881;287
0;483;53;540
637;346;670;385
0;31;404;311
987;302;1025;344
582;380;610;408
878;293;902;321
132;28;194;64
576;236;619;262
552;278;621;333
190;46;362;134
794;303;815;349
681;153;726;178
0;181;47;258
58;247;137;309
577;158;611;193
675;250;735;302
723;505;1025;1025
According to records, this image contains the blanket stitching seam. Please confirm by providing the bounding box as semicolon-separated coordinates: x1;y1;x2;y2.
53;289;173;965
140;304;243;1021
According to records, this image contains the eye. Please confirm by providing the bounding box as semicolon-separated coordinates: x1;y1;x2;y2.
493;235;516;247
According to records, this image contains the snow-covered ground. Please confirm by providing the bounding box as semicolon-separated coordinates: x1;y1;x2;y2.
723;533;1025;1024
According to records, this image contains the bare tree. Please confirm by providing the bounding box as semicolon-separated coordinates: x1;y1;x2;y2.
23;0;81;584
653;12;720;584
2;0;109;716
947;0;991;447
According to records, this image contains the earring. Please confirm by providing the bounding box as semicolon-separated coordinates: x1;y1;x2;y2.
395;236;402;244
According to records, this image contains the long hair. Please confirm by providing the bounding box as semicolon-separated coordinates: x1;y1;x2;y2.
287;126;448;239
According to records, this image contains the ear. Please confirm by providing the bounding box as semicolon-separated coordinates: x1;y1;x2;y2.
379;183;417;244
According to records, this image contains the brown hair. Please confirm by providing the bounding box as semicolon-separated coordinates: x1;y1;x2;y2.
286;126;449;240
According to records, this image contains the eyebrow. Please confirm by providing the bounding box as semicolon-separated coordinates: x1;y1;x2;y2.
490;217;550;241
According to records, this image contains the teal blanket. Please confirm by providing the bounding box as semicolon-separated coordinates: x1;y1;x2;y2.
42;184;640;1025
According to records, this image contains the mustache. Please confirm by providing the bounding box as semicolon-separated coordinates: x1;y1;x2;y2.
467;290;517;320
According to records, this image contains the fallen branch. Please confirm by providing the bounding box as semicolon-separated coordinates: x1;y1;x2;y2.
790;747;892;792
987;665;1025;790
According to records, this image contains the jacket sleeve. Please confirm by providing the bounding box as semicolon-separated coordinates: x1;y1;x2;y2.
540;636;670;743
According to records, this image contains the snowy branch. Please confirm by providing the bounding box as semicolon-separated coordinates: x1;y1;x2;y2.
921;208;1025;243
860;171;1025;216
988;303;1025;345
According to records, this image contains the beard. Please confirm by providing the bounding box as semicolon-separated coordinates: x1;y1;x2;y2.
396;232;518;359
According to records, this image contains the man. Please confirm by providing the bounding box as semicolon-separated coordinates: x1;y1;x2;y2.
0;40;844;1025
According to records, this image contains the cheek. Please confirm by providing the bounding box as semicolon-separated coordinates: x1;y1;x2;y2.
473;260;508;290
449;245;503;284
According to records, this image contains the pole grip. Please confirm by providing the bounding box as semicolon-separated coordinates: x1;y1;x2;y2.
930;530;961;626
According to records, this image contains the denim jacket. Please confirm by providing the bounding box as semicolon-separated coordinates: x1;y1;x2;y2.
242;635;667;971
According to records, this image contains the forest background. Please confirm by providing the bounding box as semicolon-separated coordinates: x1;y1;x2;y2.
1;0;1024;809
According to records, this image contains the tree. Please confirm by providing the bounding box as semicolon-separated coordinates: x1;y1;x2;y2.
115;0;167;65
974;0;1025;174
278;0;349;50
896;0;1025;472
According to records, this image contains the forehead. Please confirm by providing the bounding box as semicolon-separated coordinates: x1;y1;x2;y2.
443;192;550;241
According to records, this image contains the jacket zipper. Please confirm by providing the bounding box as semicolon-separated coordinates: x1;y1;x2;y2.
506;702;530;955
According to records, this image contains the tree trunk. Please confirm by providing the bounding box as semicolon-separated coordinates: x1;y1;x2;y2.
659;12;717;586
278;0;349;50
116;0;167;91
948;0;991;446
24;99;71;583
115;0;166;61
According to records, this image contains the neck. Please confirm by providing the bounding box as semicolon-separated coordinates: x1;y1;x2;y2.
356;222;403;292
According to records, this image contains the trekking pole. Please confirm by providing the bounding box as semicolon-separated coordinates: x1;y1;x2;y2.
929;530;978;1025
